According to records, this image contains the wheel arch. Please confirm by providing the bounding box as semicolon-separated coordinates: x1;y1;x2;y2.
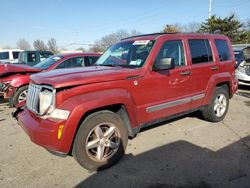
204;73;233;105
68;104;134;156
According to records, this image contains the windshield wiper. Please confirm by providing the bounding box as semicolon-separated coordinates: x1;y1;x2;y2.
97;64;121;67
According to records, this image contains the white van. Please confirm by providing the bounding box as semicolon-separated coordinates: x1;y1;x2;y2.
0;49;23;63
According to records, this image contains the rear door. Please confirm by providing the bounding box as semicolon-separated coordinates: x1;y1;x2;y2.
187;37;218;109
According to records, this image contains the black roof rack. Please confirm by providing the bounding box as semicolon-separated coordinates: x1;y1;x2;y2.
121;32;178;40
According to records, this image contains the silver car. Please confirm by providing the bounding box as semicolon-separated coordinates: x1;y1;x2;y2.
234;46;250;86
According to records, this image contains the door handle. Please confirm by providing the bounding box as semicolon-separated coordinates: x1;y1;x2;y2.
180;71;191;76
210;66;218;71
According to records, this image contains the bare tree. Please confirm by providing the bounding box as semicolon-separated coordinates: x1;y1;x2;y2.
47;38;59;54
162;24;181;33
89;44;104;53
162;22;201;33
33;40;48;51
2;45;12;49
16;38;31;50
76;47;85;52
90;29;141;52
182;22;201;32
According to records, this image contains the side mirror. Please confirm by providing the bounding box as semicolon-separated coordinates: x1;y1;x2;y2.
154;58;175;71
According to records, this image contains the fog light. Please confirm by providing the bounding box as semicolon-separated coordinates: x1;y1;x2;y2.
58;125;64;140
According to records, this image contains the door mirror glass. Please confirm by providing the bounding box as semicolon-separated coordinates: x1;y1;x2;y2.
154;58;175;71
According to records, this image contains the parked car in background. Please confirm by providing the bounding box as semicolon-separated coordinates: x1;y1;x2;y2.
233;46;250;86
18;50;53;66
0;53;101;106
0;49;23;64
13;33;238;171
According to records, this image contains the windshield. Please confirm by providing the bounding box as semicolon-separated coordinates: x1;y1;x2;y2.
33;55;62;69
96;40;155;68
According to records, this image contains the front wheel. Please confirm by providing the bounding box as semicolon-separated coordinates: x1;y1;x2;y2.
12;85;29;107
202;87;229;122
72;111;128;171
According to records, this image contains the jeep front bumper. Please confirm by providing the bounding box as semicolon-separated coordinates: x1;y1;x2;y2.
13;106;70;154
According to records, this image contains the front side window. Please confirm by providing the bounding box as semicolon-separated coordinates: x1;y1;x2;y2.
96;40;155;68
155;40;185;67
189;39;213;64
0;52;9;60
215;39;231;61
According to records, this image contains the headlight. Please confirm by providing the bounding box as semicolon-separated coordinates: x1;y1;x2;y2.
39;89;54;115
237;61;246;73
239;61;245;67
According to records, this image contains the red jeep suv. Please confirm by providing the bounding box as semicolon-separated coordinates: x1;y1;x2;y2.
0;53;101;107
14;33;238;171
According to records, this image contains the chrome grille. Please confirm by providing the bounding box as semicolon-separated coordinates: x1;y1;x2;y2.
26;83;41;113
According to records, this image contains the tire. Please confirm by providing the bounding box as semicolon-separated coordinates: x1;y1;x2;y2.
12;85;29;107
202;86;229;122
72;110;128;171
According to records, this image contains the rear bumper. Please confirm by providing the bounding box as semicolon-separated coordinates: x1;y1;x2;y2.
14;107;69;154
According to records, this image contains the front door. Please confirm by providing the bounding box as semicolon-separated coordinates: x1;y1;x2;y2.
139;39;192;123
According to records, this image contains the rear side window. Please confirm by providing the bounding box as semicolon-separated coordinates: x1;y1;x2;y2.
0;52;9;60
56;57;84;69
189;39;213;64
215;39;231;61
84;56;100;66
12;51;20;59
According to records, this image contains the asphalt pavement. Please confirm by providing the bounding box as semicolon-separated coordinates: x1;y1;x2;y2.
0;86;250;188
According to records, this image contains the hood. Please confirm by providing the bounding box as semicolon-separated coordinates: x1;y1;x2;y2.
0;63;41;77
31;66;142;88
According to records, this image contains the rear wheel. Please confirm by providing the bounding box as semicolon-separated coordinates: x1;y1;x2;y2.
72;111;128;171
202;87;229;122
12;85;29;107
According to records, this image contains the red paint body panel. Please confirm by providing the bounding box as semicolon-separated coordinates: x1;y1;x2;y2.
15;34;238;154
17;108;66;152
0;64;41;77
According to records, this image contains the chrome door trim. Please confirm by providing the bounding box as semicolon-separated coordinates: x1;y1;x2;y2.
146;93;205;113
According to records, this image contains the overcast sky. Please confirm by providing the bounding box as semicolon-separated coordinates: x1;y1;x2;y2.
1;0;249;49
